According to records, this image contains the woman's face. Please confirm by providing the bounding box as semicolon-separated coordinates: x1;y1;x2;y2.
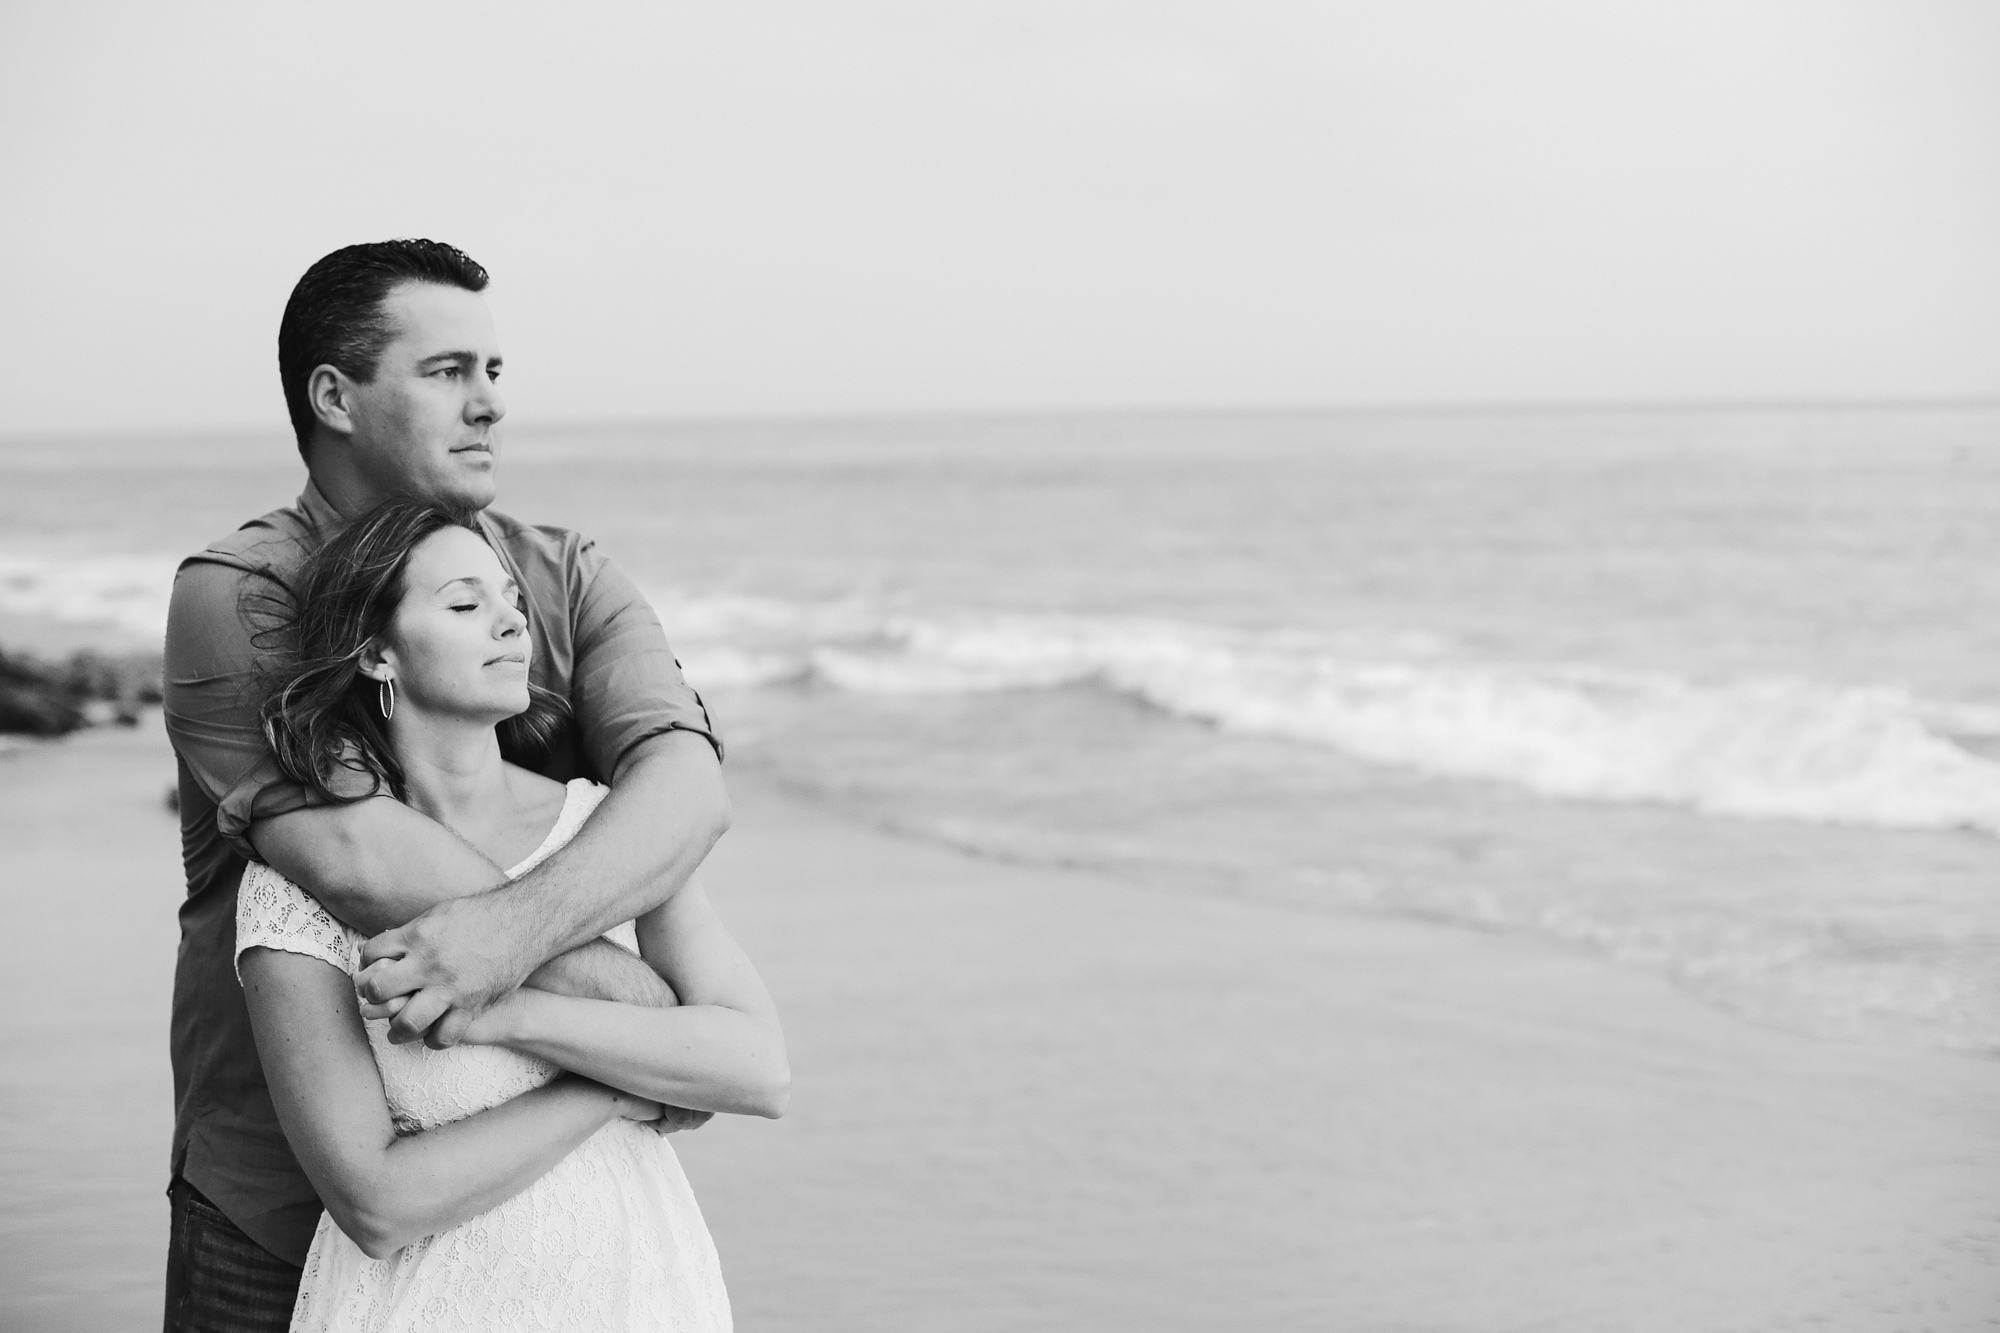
375;526;532;724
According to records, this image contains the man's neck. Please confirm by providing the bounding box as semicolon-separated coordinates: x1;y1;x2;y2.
304;448;393;520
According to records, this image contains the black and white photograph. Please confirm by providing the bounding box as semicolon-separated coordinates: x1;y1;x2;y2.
1;3;1997;1329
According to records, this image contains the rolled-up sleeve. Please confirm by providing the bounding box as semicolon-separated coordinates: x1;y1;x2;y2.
163;556;318;857
567;544;722;781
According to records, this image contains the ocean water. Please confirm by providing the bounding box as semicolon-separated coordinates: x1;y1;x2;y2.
4;406;1997;1052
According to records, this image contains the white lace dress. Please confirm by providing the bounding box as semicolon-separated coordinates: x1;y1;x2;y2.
235;779;732;1333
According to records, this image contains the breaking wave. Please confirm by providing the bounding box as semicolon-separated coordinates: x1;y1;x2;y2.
8;550;1996;837
655;590;2000;836
0;551;179;642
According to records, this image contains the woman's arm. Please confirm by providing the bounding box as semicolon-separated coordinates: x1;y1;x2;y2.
241;946;663;1261
459;875;789;1119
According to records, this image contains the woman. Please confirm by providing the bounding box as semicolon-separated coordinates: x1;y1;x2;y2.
235;499;786;1331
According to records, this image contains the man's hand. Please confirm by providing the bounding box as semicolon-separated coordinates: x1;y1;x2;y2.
356;892;539;1048
351;731;727;1048
358;910;681;1047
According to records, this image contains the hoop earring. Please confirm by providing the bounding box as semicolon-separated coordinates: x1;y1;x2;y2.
379;678;396;721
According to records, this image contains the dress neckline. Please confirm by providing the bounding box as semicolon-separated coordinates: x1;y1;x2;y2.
505;779;585;880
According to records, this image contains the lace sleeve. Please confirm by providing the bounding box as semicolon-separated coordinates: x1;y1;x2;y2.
235;862;361;982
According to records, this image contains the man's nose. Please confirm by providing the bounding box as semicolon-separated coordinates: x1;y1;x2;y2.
469;371;506;424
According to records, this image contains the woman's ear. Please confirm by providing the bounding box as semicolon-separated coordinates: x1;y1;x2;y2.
357;639;396;684
308;364;358;439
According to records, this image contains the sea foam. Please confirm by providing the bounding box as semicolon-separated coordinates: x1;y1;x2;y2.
652;589;2000;837
0;552;180;642
9;550;1995;837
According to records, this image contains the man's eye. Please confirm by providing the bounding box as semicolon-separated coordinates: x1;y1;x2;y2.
435;366;460;379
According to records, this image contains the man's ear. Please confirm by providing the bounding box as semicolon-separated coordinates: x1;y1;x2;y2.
307;364;358;439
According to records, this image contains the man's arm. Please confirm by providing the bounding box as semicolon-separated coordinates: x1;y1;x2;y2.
355;539;729;1048
250;797;502;936
164;542;679;1017
357;728;727;1045
252;799;679;1009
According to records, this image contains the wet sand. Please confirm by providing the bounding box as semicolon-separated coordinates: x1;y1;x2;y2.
2;717;1996;1330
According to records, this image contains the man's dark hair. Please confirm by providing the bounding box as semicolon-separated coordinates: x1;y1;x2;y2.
276;239;490;452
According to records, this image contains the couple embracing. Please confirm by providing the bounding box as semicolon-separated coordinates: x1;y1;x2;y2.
162;240;786;1331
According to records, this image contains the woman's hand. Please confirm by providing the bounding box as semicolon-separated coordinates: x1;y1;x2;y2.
356;987;542;1050
452;989;528;1047
364;989;693;1135
363;986;706;1137
650;1105;715;1136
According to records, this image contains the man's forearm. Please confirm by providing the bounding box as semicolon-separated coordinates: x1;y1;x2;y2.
526;940;678;1009
355;730;728;1046
252;796;507;935
500;730;728;965
255;798;677;1009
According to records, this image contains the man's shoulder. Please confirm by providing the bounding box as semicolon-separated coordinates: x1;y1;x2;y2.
181;500;314;579
479;507;604;582
480;506;589;552
166;503;313;646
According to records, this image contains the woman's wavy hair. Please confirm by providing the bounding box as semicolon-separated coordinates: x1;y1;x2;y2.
253;498;568;805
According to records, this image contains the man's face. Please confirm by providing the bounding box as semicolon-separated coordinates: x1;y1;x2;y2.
342;282;506;511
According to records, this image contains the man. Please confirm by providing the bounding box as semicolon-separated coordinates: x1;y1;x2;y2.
162;239;728;1331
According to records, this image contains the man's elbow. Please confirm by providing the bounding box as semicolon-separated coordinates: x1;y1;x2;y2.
701;783;732;848
626;731;731;852
673;735;732;845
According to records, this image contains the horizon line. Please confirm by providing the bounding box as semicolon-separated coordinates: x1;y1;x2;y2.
4;392;1998;449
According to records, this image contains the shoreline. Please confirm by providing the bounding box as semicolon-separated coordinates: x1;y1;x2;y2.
681;769;2000;1330
3;720;1998;1329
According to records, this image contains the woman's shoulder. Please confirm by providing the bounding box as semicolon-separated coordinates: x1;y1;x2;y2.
235;862;362;979
504;763;574;823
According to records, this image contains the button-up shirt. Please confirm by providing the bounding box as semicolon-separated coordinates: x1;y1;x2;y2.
162;480;720;1264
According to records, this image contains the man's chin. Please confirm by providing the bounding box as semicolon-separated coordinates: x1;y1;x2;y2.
435;470;500;512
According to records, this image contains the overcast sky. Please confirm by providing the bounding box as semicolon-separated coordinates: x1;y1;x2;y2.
2;1;1996;438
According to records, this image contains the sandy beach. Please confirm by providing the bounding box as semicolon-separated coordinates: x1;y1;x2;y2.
1;716;1996;1331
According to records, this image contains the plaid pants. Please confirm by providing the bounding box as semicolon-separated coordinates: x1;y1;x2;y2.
162;1177;303;1333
